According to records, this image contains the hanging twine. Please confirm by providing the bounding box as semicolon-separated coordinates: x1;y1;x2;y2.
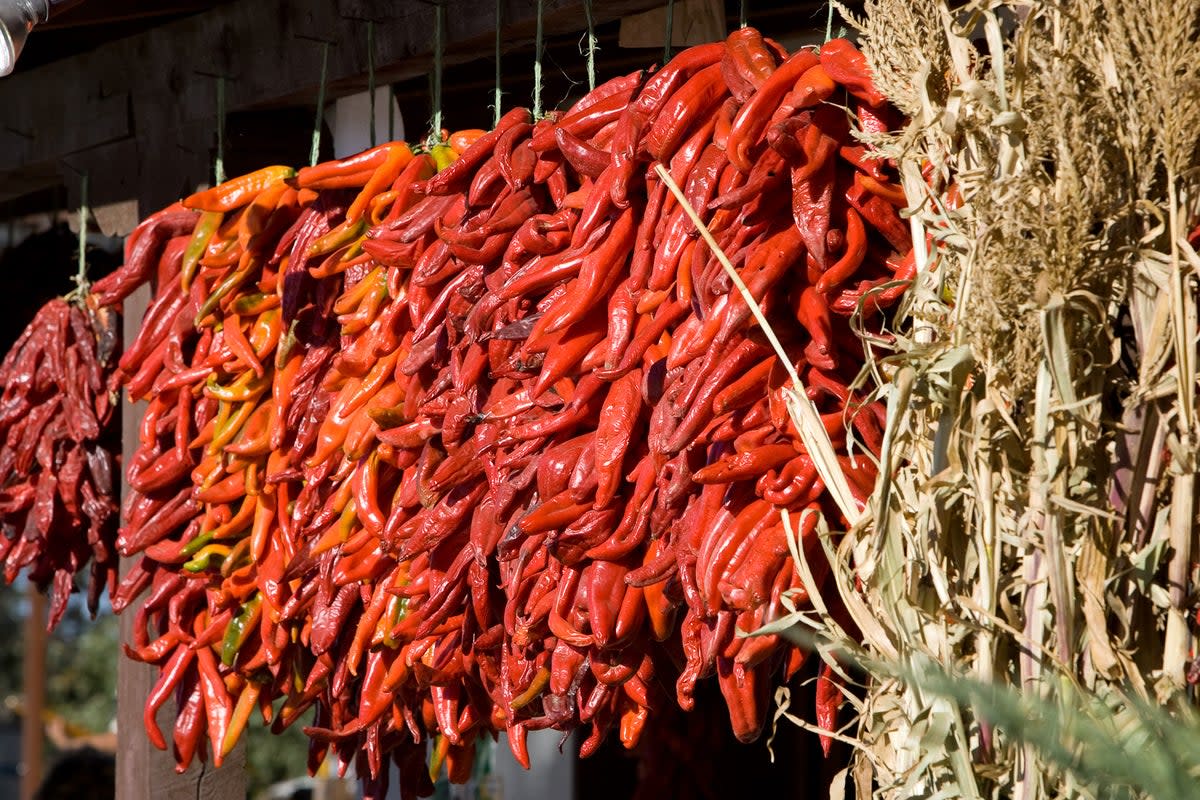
532;0;545;118
430;2;445;142
583;0;596;91
310;41;331;167
826;3;834;40
215;75;226;184
663;0;675;64
493;0;502;128
740;0;748;29
69;173;89;301
367;20;377;146
389;85;396;141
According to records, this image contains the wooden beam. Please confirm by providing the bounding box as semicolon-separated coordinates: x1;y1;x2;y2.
39;0;212;30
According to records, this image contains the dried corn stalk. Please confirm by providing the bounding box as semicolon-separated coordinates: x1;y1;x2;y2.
769;1;1200;797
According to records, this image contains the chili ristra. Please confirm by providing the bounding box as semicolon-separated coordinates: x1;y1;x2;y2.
0;295;123;628
89;29;913;797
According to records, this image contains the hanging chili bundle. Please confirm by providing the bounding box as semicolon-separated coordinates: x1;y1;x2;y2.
0;202;196;628
0;295;122;626
101;30;911;798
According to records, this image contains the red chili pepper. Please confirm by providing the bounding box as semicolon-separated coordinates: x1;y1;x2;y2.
819;38;887;106
421;108;531;196
720;27;778;102
554;126;609;179
847;175;911;250
592;369;643;509
727;49;820;171
495;122;534;190
815;659;842;755
815;207;869;294
531;72;642;151
643;63;728;161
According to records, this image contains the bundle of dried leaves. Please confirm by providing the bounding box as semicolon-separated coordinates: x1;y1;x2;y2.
764;1;1200;797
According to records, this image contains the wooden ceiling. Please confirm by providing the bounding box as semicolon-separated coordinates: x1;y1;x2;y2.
15;1;224;72
0;0;859;218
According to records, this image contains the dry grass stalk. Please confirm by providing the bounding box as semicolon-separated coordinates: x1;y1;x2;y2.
764;1;1200;797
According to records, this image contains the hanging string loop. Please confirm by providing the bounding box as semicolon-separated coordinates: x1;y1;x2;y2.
532;0;545;118
663;0;675;64
583;0;597;92
493;0;503;127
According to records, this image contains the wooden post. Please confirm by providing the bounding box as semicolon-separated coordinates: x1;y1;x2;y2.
19;585;45;800
115;282;246;800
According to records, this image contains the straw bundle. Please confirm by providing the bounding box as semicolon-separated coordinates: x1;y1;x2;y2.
767;1;1200;797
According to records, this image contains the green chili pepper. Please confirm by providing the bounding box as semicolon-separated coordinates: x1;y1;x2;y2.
179;529;216;558
274;319;300;370
221;594;263;666
208;398;257;453
205;372;268;403
181;210;224;291
231;291;277;316
183;543;230;572
381;595;409;649
307;218;365;259
367;405;408;429
195;261;257;327
342;237;364;262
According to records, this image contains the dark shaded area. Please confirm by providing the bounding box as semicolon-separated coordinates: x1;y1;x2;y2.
15;1;230;74
0;223;121;353
219;108;335;179
34;746;114;800
0;188;67;232
576;654;854;800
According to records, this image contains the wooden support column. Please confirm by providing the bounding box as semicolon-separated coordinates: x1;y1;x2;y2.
116;281;246;800
19;586;46;800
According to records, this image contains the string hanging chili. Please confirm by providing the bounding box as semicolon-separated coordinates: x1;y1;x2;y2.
215;75;227;184
367;20;377;147
583;0;597;91
532;0;545;118
493;0;503;128
310;41;331;167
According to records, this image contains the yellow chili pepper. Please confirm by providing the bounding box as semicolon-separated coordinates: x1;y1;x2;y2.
430;143;458;172
205;371;269;403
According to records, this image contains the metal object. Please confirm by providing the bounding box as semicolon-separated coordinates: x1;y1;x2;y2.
0;0;72;76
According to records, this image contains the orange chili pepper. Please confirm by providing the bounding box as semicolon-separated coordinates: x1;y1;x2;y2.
183;166;295;212
345;143;414;224
448;128;487;154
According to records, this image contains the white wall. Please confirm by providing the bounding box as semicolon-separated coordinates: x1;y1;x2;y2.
330;87;405;157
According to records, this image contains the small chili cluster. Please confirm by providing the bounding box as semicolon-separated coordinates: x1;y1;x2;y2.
95;29;911;799
0;295;122;627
